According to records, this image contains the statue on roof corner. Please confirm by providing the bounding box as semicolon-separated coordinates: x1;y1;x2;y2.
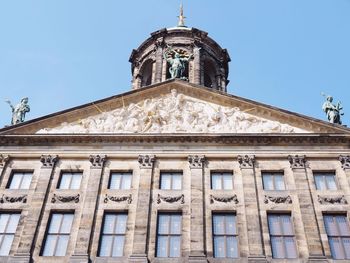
322;93;343;125
163;45;193;80
5;97;30;125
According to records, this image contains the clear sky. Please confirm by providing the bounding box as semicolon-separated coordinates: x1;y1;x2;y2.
0;0;349;128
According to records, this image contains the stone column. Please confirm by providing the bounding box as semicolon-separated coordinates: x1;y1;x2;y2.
154;37;164;84
129;155;155;263
0;154;10;185
193;46;201;85
238;155;266;263
10;155;59;263
288;155;327;262
69;155;107;263
188;155;207;263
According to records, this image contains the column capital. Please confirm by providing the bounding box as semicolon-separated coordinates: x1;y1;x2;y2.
0;154;10;167
288;155;307;169
138;155;155;169
40;154;59;168
89;154;107;168
339;155;350;170
188;155;206;169
237;155;255;169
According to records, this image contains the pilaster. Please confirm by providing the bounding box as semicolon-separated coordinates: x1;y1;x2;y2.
129;155;155;263
154;37;164;84
0;154;10;185
193;45;201;85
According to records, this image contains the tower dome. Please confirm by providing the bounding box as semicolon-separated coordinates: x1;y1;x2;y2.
129;7;231;92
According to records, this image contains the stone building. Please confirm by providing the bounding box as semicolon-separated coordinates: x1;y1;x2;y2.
0;12;350;263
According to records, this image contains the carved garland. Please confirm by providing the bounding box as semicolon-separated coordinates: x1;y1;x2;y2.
264;195;292;204
104;194;132;204
157;194;185;204
210;194;239;204
51;194;80;203
0;194;27;204
318;195;348;205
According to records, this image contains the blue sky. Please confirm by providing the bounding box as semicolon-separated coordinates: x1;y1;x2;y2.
0;0;349;128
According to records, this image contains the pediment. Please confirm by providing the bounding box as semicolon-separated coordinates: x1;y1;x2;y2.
1;80;349;135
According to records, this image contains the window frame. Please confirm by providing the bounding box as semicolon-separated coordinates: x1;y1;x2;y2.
159;171;183;190
262;171;286;191
108;171;133;190
57;171;83;190
0;212;21;256
6;170;33;190
313;172;338;190
210;171;234;190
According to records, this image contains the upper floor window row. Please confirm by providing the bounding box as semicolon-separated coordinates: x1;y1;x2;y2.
7;172;33;190
262;172;285;191
211;172;233;190
314;172;337;190
58;172;82;190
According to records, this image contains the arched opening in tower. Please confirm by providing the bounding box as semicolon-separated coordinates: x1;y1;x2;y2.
140;59;154;87
203;59;217;89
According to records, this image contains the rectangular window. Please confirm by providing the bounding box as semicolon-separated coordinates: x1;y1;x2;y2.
109;172;132;190
98;213;127;257
0;213;20;256
262;172;285;190
267;214;297;259
160;172;182;190
323;214;350;259
212;214;238;258
211;172;233;190
41;213;74;256
58;172;82;190
314;173;337;190
7;172;32;189
156;213;182;257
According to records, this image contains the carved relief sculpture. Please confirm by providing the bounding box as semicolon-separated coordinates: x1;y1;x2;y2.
237;155;255;169
264;195;292;204
157;194;185;204
188;155;205;169
339;155;350;170
104;194;132;204
51;194;80;203
138;155;155;169
0;154;10;167
89;154;107;167
318;195;348;205
210;194;239;204
288;155;307;169
0;194;27;204
40;155;59;168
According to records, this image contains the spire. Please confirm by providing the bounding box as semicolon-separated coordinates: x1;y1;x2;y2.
177;3;186;27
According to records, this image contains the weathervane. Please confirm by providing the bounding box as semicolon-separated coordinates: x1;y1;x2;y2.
177;3;186;27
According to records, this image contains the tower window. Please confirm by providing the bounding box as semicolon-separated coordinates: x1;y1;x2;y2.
140;60;153;87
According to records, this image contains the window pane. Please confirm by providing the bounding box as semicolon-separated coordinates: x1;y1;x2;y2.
160;174;171;190
158;215;169;234
115;214;127;234
226;236;238;258
225;215;236;235
9;173;22;189
343;238;350;259
157;236;168;257
0;214;10;233
55;235;69;256
263;175;273;190
103;214;116;234
211;174;221;190
271;236;285;258
213;215;225;235
170;215;181;234
285;237;297;258
6;214;20;233
281;215;293;235
70;174;82;189
59;174;71;189
223;175;233;190
274;175;285;190
336;216;350;236
99;235;113;257
121;174;132;189
49;214;62;233
214;236;225;257
112;236;124;257
314;175;326;190
60;214;74;234
0;235;14;256
268;215;282;235
110;174;121;189
172;174;182;190
326;176;337;190
329;237;345;259
42;235;57;256
169;236;181;257
324;215;339;236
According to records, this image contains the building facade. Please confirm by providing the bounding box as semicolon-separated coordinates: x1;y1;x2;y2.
0;20;350;263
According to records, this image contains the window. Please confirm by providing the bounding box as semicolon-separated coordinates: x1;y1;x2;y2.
156;213;181;257
262;172;285;190
323;214;350;259
314;173;337;190
58;172;82;190
211;172;233;190
267;214;297;259
109;172;132;190
0;213;20;256
212;214;238;258
42;213;74;256
7;172;32;189
160;172;182;190
99;213;127;257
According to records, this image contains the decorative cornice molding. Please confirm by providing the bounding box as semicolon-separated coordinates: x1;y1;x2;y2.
138;155;155;169
51;193;80;203
188;155;206;169
288;155;307;169
210;194;239;204
40;154;59;168
157;194;184;204
0;154;10;167
104;194;132;204
237;155;255;169
0;194;27;204
339;155;350;170
264;195;292;204
318;195;348;205
89;154;107;168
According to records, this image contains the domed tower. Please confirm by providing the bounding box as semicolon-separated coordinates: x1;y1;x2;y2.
129;5;231;92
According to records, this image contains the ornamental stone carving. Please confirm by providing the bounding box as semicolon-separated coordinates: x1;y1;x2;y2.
37;90;308;134
0;194;27;204
264;195;292;204
104;194;132;204
51;194;80;203
339;155;350;170
0;154;10;167
40;154;59;168
188;155;206;169
138;155;155;169
288;155;307;169
210;194;239;204
89;154;107;168
318;195;348;205
237;155;255;169
157;194;185;204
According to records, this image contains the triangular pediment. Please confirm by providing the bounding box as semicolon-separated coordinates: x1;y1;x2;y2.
1;80;349;135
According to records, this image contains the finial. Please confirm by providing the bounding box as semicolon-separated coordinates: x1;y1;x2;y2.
177;3;186;27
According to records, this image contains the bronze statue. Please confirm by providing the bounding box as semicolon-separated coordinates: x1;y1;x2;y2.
163;46;193;80
322;94;343;124
5;97;30;125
